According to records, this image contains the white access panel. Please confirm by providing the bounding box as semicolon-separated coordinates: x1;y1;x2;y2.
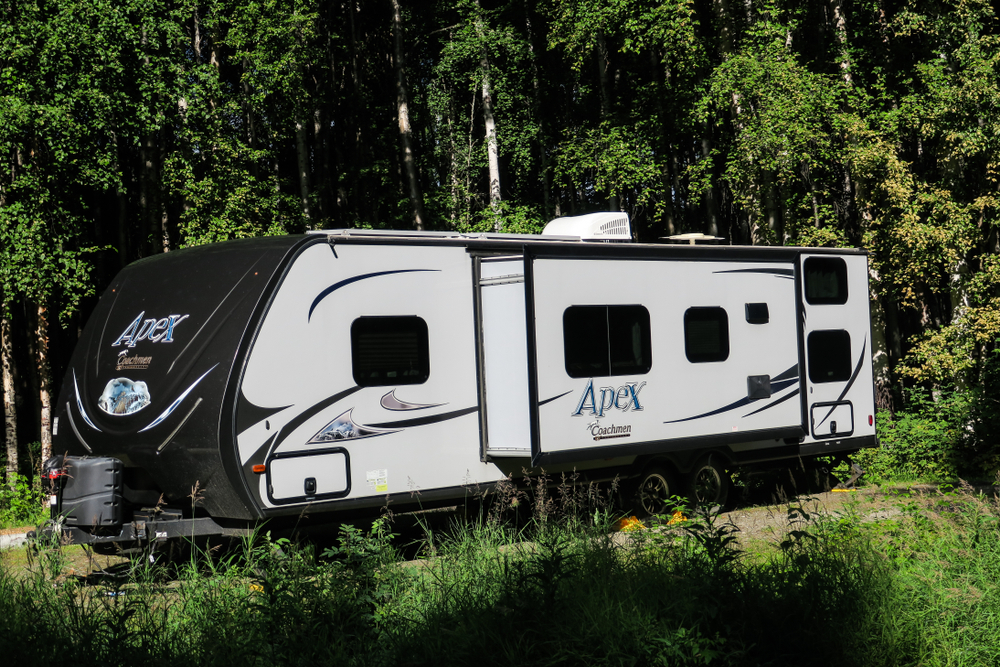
480;257;531;455
269;450;348;501
811;402;854;438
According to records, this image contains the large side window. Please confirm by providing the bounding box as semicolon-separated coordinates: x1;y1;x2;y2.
684;307;729;363
804;257;848;305
351;316;429;386
808;329;852;383
564;305;651;378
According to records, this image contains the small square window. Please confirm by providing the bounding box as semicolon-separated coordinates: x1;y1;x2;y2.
685;307;729;363
351;316;429;386
804;257;848;305
564;305;651;378
807;330;852;383
745;302;769;324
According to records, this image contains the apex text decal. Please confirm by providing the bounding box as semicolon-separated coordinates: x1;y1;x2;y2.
572;378;645;417
112;312;189;348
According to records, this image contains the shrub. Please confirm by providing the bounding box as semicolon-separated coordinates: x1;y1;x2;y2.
0;473;46;528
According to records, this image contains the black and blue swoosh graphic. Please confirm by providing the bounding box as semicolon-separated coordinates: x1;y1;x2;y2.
308;269;440;321
664;365;799;424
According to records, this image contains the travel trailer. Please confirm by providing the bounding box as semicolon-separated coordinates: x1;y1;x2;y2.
41;213;876;551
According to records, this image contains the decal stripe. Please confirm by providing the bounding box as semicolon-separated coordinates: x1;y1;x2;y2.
308;408;399;443
271;386;364;449
157;398;203;452
813;338;868;428
236;391;292;435
95;279;125;377
742;388;800;418
379;389;444;411
308;269;440;321
538;390;573;407
168;261;262;374
65;404;93;453
73;370;101;432
369;405;478;429
664;377;799;424
771;364;799;382
138;364;218;432
713;268;794;277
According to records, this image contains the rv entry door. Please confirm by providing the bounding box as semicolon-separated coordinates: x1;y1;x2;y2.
477;256;532;457
800;253;875;442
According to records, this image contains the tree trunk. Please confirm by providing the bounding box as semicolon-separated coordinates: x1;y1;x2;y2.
140;28;162;255
314;108;329;222
391;0;425;230
295;115;313;224
829;0;852;87
763;171;782;243
524;6;551;218
482;58;501;230
651;50;676;236
596;31;618;212
701;134;719;237
2;303;16;489
36;301;52;494
869;282;893;413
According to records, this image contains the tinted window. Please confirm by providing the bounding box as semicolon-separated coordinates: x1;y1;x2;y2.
808;330;852;383
804;257;848;305
564;305;651;378
351;316;429;386
684;307;729;363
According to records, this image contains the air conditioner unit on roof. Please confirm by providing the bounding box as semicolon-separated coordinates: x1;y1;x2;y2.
541;212;632;242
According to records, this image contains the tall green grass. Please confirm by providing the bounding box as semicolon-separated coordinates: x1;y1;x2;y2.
2;481;999;666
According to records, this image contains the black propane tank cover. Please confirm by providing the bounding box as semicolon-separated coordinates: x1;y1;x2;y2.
61;457;125;527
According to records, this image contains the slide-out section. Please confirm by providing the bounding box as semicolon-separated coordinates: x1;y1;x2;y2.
528;253;803;464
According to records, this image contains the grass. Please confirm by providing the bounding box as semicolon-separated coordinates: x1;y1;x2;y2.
1;478;1000;666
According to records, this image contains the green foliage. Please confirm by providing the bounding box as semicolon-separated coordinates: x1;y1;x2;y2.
0;473;45;528
11;487;1000;665
858;409;960;481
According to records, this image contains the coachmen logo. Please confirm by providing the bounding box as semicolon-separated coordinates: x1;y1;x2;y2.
587;420;632;441
112;312;189;348
572;378;645;417
117;350;152;371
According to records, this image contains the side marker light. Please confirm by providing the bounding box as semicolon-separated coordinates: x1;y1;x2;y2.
252;464;266;474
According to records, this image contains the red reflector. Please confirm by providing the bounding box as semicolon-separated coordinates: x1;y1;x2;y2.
869;415;873;426
252;464;266;474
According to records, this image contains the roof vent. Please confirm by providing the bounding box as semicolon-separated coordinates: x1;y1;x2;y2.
541;212;632;242
661;233;726;245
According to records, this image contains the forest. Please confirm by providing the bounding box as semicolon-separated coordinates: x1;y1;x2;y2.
1;0;999;488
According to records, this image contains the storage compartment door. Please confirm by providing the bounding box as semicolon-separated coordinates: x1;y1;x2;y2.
811;401;854;439
479;257;531;456
267;448;350;504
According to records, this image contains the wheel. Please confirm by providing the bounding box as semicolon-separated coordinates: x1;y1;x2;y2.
632;466;676;517
686;455;730;507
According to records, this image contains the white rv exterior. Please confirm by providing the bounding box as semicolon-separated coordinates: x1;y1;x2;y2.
238;229;874;512
45;222;876;548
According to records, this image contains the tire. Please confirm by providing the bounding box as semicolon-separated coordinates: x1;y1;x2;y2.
686;455;730;507
632;466;676;517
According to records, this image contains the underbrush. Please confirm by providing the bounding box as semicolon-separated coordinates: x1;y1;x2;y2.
0;473;47;529
2;479;999;666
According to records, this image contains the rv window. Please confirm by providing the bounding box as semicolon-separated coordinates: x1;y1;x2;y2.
684;307;729;363
804;257;848;305
563;305;651;378
807;330;852;383
351;316;429;386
